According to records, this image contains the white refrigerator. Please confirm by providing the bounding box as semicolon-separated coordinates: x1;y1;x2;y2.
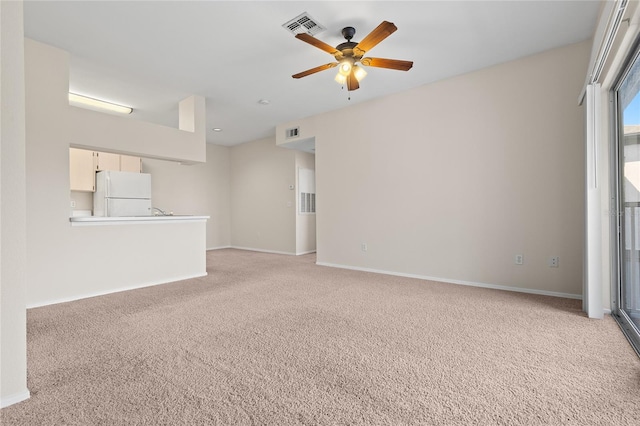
93;170;152;217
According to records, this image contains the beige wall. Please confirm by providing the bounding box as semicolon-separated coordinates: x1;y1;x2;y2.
1;0;30;408
68;94;205;164
315;41;590;298
25;39;208;307
230;137;297;254
143;144;231;249
295;151;316;254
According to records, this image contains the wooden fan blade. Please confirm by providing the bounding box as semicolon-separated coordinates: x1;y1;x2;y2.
295;33;341;57
347;70;360;91
353;21;397;56
292;63;338;79
361;57;413;71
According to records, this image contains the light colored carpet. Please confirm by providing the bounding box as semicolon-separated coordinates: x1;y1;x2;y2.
2;248;639;425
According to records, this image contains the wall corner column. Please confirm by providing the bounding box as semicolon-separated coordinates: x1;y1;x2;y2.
0;0;31;408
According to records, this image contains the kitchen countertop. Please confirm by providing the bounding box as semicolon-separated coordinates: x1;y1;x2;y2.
69;215;209;226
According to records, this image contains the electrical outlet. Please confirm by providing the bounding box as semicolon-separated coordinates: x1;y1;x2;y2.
515;254;524;265
361;243;367;252
70;200;76;208
549;256;559;268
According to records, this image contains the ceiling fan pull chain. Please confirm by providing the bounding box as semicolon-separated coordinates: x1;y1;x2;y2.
340;84;350;101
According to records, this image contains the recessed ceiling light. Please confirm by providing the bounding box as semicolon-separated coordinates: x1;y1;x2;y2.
212;128;223;132
257;99;270;105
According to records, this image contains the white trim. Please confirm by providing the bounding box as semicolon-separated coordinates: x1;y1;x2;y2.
316;262;582;300
1;390;30;409
209;246;313;255
579;0;627;103
27;273;207;309
230;246;296;256
207;245;232;251
604;308;612;315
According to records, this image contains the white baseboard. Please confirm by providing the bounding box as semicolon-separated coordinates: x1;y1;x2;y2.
211;246;314;256
316;262;583;300
207;245;231;251
27;273;208;309
604;308;612;315
231;246;296;256
1;390;30;409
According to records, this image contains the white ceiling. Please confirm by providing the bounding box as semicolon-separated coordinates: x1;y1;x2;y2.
23;1;601;147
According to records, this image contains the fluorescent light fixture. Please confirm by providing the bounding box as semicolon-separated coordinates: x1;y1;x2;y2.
68;93;132;114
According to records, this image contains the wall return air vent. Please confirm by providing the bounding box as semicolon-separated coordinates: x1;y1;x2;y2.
282;12;326;36
285;127;300;139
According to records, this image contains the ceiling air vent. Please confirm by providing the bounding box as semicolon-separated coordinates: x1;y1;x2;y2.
286;127;300;139
282;13;326;36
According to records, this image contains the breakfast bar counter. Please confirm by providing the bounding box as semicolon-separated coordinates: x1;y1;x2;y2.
69;215;209;226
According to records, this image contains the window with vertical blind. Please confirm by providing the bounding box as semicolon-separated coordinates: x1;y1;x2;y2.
612;38;640;354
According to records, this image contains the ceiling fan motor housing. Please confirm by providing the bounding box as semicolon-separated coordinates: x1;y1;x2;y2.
337;27;359;59
341;26;356;41
336;41;358;53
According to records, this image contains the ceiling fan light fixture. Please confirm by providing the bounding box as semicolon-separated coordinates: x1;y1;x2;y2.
334;73;347;85
353;65;367;82
338;59;353;76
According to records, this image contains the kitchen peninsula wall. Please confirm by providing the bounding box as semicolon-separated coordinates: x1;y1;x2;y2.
24;38;215;307
68;145;231;250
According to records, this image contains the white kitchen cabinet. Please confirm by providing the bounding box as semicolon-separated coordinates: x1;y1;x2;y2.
69;148;96;192
94;151;121;172
70;148;142;192
120;154;142;173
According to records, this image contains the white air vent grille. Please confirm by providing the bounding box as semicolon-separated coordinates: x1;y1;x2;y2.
300;192;316;213
286;127;300;139
282;13;326;36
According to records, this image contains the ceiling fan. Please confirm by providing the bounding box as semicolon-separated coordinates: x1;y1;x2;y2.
292;21;413;91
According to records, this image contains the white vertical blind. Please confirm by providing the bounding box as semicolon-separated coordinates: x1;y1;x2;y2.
584;84;604;319
581;1;629;318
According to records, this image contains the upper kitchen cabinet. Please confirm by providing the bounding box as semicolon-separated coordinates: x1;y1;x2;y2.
95;151;120;172
70;147;96;192
69;148;142;192
120;155;142;173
